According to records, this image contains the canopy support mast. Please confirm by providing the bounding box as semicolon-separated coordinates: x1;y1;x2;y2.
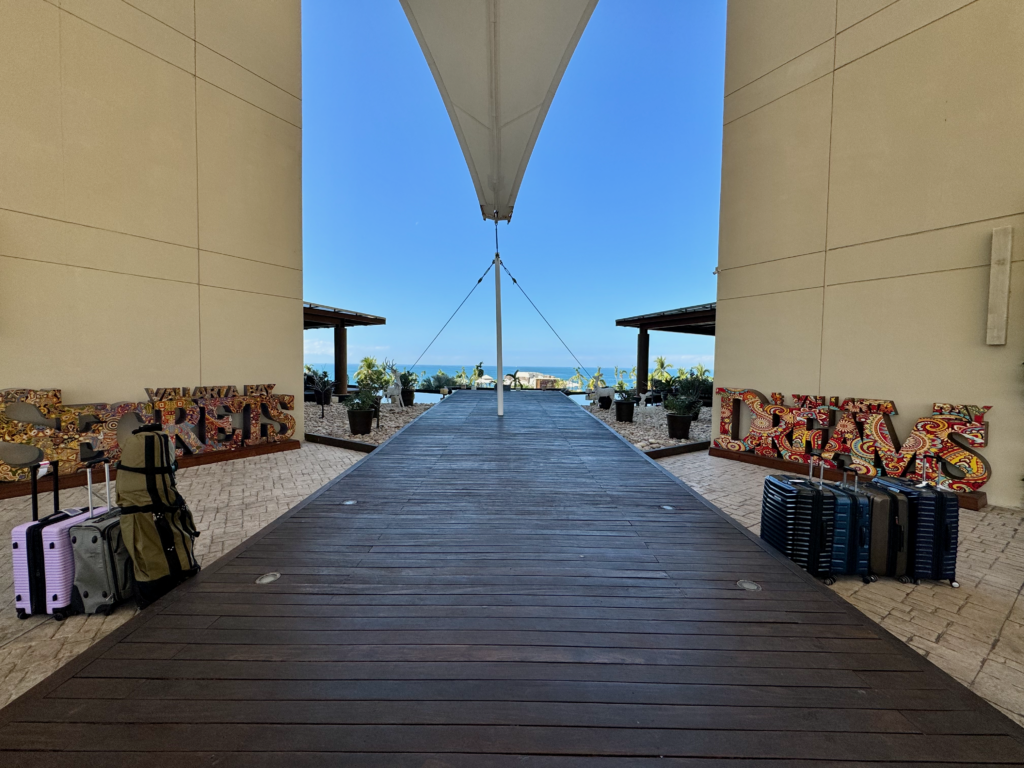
494;214;503;417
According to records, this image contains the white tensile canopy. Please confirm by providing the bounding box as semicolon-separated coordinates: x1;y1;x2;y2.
400;0;599;222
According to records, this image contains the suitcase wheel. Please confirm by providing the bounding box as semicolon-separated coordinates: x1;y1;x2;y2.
898;576;911;584
823;577;836;586
869;575;878;583
52;608;69;622
951;580;960;589
16;609;27;620
914;579;922;585
862;576;872;584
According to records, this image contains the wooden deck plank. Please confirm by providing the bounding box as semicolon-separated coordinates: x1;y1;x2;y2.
1;391;1021;764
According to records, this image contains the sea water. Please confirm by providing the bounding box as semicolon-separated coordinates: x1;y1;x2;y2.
304;363;622;405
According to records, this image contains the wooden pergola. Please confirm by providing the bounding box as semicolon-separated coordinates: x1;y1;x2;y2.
615;302;715;393
303;303;386;394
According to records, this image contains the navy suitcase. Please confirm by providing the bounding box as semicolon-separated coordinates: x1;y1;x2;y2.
828;483;873;584
873;477;959;587
761;475;834;579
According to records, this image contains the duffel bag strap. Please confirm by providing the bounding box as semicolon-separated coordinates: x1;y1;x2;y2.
115;464;173;475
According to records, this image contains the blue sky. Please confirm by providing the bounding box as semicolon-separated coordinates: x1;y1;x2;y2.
302;0;727;372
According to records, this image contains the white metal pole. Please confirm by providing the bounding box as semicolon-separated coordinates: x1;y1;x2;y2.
494;251;503;417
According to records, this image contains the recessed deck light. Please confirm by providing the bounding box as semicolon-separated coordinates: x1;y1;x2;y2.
342;500;357;505
660;505;674;510
737;579;761;591
255;572;281;585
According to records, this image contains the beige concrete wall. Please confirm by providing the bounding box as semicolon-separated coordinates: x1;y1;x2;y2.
715;0;1024;507
0;0;304;437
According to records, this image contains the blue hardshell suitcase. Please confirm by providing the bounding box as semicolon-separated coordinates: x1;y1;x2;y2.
872;477;959;587
761;475;834;579
828;484;872;584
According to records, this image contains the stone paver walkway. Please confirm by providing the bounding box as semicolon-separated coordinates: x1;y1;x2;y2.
658;450;1024;727
0;442;363;709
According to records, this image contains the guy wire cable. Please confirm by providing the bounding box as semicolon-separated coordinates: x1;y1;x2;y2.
498;260;592;381
411;259;495;370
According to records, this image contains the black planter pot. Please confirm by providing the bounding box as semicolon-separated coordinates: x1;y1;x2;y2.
615;400;635;423
651;393;663;404
401;389;415;406
597;396;612;410
666;413;693;439
347;409;374;435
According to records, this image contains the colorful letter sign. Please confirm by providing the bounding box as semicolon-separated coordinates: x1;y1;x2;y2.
714;388;991;492
0;386;295;483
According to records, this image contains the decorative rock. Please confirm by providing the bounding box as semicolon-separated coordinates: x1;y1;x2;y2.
304;402;433;446
586;402;711;451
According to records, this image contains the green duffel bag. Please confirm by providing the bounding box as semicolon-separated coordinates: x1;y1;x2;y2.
116;425;200;608
116;424;185;510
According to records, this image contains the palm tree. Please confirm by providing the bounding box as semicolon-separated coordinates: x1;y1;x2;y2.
587;367;606;390
651;356;674;382
569;367;585;391
690;363;711;381
355;356;377;386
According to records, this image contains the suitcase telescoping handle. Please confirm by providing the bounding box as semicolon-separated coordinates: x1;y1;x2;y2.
83;456;112;517
29;460;60;522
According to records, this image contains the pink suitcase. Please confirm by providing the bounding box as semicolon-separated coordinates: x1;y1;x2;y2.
12;460;109;621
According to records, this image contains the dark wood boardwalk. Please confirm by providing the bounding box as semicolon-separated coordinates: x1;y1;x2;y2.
2;391;1022;766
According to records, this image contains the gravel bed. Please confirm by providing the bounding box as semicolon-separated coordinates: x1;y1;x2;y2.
304;401;433;445
585;402;712;451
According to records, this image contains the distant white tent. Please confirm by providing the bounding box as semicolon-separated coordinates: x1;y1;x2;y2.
400;0;599;222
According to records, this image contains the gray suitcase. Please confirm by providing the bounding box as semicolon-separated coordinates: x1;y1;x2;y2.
70;460;135;615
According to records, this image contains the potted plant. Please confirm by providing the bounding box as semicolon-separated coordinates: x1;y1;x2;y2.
399;369;418;406
342;388;376;435
614;382;635;422
471;362;484;389
664;393;702;439
306;368;334;418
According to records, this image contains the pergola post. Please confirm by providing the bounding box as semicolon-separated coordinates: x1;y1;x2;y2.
334;325;348;396
637;328;650;394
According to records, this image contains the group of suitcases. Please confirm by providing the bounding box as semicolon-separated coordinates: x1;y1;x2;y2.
761;464;959;588
11;425;201;621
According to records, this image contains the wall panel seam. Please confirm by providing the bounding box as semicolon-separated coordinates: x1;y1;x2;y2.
724;40;835;123
724;33;835;97
57;7;68;222
717;286;823;302
117;0;194;40
196;41;300;100
818;2;839;394
716;250;824;273
837;0;900;34
194;0;201;383
0;206;199;252
58;5;195;77
826;263;990;288
723;71;832;127
197;77;302;129
197;282;301;301
198;284;303;302
834;0;983;73
828;211;1024;253
0;252;198;286
200;249;302;272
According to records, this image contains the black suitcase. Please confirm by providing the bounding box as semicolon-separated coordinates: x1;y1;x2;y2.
873;477;959;587
761;474;834;579
861;482;910;581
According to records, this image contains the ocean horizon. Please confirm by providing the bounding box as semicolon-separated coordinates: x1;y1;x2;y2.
303;363;706;386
